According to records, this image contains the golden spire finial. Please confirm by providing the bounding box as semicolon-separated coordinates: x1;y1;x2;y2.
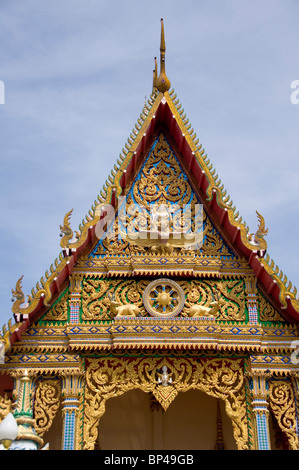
153;56;158;92
156;18;171;93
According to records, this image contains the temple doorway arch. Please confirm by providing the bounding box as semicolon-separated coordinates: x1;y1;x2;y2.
97;388;237;450
83;356;248;450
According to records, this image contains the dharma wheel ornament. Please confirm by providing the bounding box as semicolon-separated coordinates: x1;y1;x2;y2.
143;279;185;318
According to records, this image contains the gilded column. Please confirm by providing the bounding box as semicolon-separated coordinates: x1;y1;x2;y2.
291;374;299;439
61;373;83;450
247;371;271;450
11;370;44;450
68;273;83;323
245;277;259;324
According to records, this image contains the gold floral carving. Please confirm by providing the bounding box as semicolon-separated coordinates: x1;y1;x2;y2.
118;133;203;253
113;133;198;252
93;209;225;256
92;133;230;257
82;278;110;320
201;211;227;255
33;378;61;437
181;279;246;321
269;379;299;450
131;133;192;207
82;278;148;320
81;277;246;321
83;357;248;450
0;394;12;422
258;293;284;322
43;291;68;322
217;280;246;320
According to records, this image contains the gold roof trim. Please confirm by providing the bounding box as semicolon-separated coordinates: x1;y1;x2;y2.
75;252;253;278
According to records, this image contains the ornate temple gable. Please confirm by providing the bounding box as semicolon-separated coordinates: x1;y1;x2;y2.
2;20;299;359
1;21;299;454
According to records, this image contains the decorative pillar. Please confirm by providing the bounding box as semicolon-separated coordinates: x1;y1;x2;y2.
10;370;44;450
61;373;83;450
247;371;271;450
68;273;83;323
245;277;259;324
291;374;299;440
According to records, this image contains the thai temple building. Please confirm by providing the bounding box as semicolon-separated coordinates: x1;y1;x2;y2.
1;19;299;451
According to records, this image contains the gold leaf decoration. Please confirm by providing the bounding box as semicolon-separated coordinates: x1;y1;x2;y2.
269;379;299;450
82;278;148;320
81;277;246;321
83;357;248;450
34;379;61;437
181;279;246;321
43;291;68;322
0;394;12;422
258;293;284;322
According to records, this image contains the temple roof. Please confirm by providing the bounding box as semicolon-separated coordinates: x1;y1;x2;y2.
2;19;299;353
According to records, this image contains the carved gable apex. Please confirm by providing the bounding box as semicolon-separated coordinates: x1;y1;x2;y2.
89;131;237;263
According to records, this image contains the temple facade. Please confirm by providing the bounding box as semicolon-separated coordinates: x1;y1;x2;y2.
1;20;299;451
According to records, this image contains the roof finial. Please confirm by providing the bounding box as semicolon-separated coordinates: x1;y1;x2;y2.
156;18;171;93
152;56;158;92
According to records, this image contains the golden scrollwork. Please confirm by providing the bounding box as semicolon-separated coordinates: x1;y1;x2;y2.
181;279;246;321
116;133;203;251
81;277;246;321
42;291;68;322
201;211;226;255
132;134;192;206
217;280;246;321
258;293;284;322
81;278;110;320
101;235;132;254
90;133;236;259
0;394;12;422
268;379;299;450
83;357;248;450
82;278;148;320
33;378;61;437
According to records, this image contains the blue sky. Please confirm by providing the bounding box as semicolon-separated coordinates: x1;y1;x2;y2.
0;0;299;327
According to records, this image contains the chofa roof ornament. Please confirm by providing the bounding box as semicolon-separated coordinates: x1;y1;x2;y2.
154;18;171;93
